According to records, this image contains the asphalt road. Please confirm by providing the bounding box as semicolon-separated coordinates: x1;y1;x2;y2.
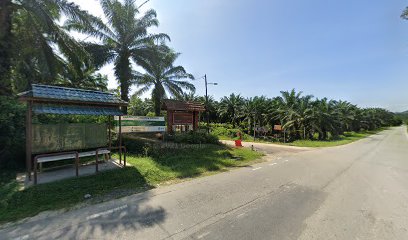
2;126;408;240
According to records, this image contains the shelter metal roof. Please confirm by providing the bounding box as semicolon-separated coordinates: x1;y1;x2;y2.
19;84;126;105
33;104;124;116
162;99;205;112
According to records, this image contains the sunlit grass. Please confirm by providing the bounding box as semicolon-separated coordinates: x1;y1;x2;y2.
220;128;386;147
0;145;262;224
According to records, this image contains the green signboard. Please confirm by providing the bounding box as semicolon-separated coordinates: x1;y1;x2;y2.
32;123;107;154
114;116;166;132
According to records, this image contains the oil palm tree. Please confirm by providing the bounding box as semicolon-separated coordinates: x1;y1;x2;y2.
402;7;408;19
332;100;356;134
69;0;170;103
133;44;195;116
243;96;268;134
218;93;245;128
0;0;103;95
275;89;303;139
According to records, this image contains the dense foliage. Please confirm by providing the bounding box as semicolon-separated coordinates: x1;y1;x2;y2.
0;97;25;169
171;132;219;145
1;0;109;94
0;0;193;107
154;89;402;142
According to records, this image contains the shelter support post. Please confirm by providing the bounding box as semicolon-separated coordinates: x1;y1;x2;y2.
108;115;112;159
96;151;99;172
26;101;32;181
119;116;122;164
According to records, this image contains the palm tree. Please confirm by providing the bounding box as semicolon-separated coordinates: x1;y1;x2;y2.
133;44;195;116
218;93;245;128
333;100;356;134
243;96;268;134
58;64;108;90
196;95;219;123
402;7;408;19
178;91;199;102
311;98;341;140
70;0;169;103
0;0;103;95
275;89;303;140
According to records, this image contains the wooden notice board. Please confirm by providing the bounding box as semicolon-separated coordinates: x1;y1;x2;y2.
173;112;194;125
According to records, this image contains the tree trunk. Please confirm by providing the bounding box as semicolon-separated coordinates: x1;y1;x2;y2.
154;96;161;116
0;0;12;96
115;53;132;113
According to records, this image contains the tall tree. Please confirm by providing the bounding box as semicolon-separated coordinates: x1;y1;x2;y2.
218;93;245;128
402;7;408;19
69;0;169;103
243;96;269;134
134;43;195;116
1;0;104;95
0;0;12;95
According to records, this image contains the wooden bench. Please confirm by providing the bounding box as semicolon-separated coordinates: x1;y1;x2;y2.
33;149;111;184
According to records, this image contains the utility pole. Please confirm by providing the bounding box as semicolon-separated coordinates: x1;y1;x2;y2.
253;113;256;141
205;74;210;133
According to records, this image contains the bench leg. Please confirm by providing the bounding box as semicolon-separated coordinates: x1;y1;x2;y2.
39;162;43;172
34;160;38;185
75;157;79;177
96;154;99;173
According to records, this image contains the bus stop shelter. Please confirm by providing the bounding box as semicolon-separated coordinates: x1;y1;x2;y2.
18;84;128;184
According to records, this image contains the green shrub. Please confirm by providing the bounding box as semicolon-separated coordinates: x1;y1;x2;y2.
173;131;219;144
210;126;250;140
0;97;26;169
122;136;152;155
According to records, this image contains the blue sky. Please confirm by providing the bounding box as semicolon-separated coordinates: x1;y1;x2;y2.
72;0;408;112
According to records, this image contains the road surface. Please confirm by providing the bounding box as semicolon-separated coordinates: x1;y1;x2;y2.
1;126;408;240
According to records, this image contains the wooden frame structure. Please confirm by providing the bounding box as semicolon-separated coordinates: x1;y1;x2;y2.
161;99;205;133
18;84;128;183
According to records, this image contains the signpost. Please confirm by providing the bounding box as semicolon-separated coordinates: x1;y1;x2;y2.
115;116;166;133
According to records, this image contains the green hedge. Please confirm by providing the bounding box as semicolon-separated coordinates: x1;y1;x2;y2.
0;97;26;169
172;131;219;144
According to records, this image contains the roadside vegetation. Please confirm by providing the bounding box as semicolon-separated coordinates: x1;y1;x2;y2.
187;91;401;147
283;129;386;147
0;144;262;224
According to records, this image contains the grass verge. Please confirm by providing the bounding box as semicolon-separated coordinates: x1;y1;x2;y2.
220;128;386;147
0;144;262;224
285;129;384;147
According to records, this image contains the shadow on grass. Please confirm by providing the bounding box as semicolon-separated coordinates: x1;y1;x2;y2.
0;144;260;226
140;144;259;181
0;166;167;230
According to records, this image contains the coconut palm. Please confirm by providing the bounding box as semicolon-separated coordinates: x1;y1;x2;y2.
68;0;170;103
133;44;195;116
